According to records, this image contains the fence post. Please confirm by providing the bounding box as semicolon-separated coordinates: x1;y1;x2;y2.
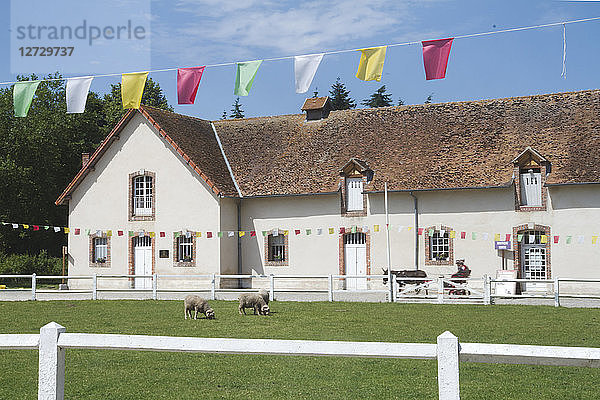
483;274;491;305
211;273;216;300
92;273;97;301
554;277;560;308
152;273;157;300
437;331;460;400
437;277;444;304
392;278;398;302
38;322;66;400
269;274;275;302
328;275;333;302
31;273;36;301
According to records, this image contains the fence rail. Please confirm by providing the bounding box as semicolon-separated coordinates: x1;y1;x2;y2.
3;322;600;400
1;274;600;306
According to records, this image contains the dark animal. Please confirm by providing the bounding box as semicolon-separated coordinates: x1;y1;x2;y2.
382;269;428;286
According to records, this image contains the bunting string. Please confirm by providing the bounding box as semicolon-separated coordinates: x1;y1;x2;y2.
4;220;600;246
0;15;598;87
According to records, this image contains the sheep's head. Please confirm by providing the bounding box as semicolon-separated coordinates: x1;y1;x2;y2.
261;304;270;315
206;309;215;319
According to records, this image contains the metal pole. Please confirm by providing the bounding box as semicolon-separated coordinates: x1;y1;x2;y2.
385;183;393;302
152;273;157;300
328;275;333;302
31;273;36;301
554;277;560;307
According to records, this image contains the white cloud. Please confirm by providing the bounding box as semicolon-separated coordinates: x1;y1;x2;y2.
153;1;442;65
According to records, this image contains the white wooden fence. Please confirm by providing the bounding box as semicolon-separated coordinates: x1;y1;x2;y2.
1;274;599;306
1;322;599;400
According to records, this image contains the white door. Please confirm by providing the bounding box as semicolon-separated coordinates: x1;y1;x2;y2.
521;231;546;292
344;233;367;290
134;236;152;289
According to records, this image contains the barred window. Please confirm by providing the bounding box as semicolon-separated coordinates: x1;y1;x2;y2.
429;231;449;261
177;235;194;262
93;237;107;263
268;234;286;262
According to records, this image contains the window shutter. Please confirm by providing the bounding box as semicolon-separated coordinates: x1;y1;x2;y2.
520;171;541;206
346;178;363;211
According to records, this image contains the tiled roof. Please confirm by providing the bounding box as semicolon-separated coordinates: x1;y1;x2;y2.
301;96;330;110
57;89;600;203
214;89;600;196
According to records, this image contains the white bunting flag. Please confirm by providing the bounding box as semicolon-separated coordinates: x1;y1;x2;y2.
398;226;404;233
272;229;278;237
228;231;234;237
316;228;322;235
439;229;445;237
577;235;585;244
294;53;324;94
529;234;535;244
54;227;61;232
363;226;369;233
186;231;192;238
66;76;93;113
482;232;489;241
11;223;18;229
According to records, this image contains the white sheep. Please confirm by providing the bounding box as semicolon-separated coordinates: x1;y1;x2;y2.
184;295;215;320
238;293;270;315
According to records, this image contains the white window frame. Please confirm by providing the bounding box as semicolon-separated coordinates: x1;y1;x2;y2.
346;177;363;211
177;236;194;262
93;237;107;263
429;231;450;262
520;169;542;206
133;175;153;216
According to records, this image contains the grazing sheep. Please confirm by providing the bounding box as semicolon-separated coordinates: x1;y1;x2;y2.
184;295;215;320
258;288;270;305
238;293;270;315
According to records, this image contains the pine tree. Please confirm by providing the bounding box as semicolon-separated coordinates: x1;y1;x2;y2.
221;110;227;120
229;97;244;119
361;85;393;108
424;93;433;104
329;78;356;110
398;98;405;106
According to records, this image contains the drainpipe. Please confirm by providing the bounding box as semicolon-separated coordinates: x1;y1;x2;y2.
409;191;419;270
237;199;242;288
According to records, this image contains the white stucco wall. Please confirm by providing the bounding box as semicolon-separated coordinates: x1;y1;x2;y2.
67;113;222;289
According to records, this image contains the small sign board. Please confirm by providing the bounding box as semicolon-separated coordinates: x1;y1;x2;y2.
494;240;511;250
159;250;169;258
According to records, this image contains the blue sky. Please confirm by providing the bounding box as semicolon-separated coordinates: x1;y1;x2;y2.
2;1;600;120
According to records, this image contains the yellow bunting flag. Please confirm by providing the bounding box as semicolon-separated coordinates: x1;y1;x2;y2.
356;46;387;81
283;230;289;236
541;235;548;244
593;236;598;244
107;230;112;237
374;225;380;232
23;224;29;229
195;232;202;238
494;233;501;241
149;232;155;238
64;228;70;233
449;231;456;238
328;228;334;234
121;72;148;109
239;231;245;237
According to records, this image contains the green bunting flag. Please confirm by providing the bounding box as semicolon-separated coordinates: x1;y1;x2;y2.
13;81;41;117
234;60;262;96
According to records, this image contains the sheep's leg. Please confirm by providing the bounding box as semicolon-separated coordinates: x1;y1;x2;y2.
194;308;198;320
184;306;187;320
239;305;245;315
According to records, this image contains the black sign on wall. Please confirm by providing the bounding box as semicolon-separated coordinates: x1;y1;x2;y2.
159;250;169;258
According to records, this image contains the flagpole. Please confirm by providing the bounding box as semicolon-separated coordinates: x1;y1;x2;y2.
385;182;393;302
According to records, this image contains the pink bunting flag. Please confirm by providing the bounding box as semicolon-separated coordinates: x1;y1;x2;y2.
177;67;205;105
421;38;454;80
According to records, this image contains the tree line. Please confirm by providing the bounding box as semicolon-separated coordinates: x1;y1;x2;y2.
223;78;435;118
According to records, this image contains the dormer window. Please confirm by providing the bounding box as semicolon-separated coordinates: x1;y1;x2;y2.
512;147;549;212
339;158;373;216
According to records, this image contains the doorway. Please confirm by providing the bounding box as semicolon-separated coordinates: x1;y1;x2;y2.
133;236;152;289
344;232;367;290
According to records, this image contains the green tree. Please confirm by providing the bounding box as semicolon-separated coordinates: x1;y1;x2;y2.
425;93;433;104
0;73;172;257
100;77;172;135
361;85;393;108
229;97;244;119
329;78;356;110
221;110;228;120
398;98;405;106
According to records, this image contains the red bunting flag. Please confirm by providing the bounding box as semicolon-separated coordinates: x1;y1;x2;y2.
505;234;511;241
554;235;560;244
207;232;213;238
177;67;205;104
422;38;454;80
340;227;346;234
461;231;466;239
33;225;39;231
418;228;424;235
250;231;256;237
295;229;301;235
74;228;80;235
117;230;123;236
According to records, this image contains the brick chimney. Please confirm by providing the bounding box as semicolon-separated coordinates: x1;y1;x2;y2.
81;153;90;168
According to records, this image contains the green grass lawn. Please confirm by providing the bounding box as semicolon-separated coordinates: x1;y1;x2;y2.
1;300;599;399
